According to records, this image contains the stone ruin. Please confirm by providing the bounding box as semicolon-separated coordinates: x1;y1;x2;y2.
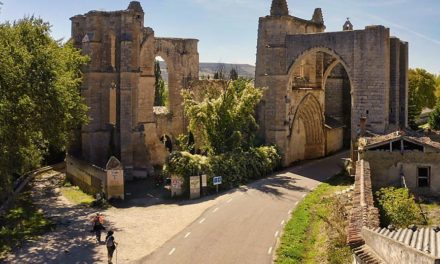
70;1;200;179
256;0;409;166
70;0;410;177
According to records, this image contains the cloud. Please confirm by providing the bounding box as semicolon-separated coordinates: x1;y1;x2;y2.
368;14;440;45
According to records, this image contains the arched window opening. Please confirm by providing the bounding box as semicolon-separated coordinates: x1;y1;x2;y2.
154;56;169;109
160;135;173;153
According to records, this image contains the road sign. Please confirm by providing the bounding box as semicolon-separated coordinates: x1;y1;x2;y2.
213;176;222;186
201;175;207;187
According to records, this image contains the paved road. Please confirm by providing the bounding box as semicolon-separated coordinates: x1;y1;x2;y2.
135;152;349;264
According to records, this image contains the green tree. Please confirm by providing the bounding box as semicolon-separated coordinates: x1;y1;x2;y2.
375;187;424;228
182;79;263;155
0;17;88;201
429;104;440;130
229;68;238;80
435;74;440;100
154;60;167;106
408;68;436;129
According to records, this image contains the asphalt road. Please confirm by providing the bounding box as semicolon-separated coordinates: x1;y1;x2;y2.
135;152;349;264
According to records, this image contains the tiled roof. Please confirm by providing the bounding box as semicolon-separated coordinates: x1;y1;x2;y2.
353;245;385;264
372;226;440;257
324;115;345;129
359;131;440;150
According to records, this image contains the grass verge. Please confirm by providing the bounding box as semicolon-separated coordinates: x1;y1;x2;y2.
275;171;354;264
0;189;54;259
60;183;95;206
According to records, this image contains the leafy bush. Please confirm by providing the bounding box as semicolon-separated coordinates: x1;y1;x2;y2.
375;187;424;227
429;104;440;130
163;146;281;189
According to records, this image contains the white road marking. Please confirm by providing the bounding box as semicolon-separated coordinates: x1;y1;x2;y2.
288;210;292;215
227;198;233;203
213;207;219;213
281;220;285;226
168;248;176;255
302;194;306;198
268;247;273;255
184;232;191;238
274;231;279;237
199;218;206;224
294;201;298;206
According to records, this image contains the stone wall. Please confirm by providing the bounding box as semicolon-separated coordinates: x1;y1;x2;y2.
66;155;106;196
361;151;440;196
347;160;380;247
326;127;343;155
361;228;440;264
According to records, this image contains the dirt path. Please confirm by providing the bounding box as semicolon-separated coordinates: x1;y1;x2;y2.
5;171;227;263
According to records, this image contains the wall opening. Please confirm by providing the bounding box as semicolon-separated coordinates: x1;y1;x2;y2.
153;56;169;112
160;134;173;153
324;62;352;148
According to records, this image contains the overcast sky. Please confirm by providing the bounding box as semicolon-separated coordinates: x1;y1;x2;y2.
1;0;439;73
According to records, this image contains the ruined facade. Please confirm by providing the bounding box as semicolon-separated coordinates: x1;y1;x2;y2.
256;0;409;165
72;1;411;177
70;2;199;178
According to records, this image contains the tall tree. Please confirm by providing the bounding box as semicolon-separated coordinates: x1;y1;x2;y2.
408;68;436;128
0;17;88;201
154;60;167;106
435;74;440;101
229;68;238;80
182;79;262;155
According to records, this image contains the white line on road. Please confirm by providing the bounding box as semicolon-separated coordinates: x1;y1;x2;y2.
288;210;292;215
281;220;285;226
227;198;233;203
275;231;279;237
199;218;206;224
294;201;298;206
268;247;273;255
302;194;306;198
184;232;191;238
213;207;219;213
169;248;176;255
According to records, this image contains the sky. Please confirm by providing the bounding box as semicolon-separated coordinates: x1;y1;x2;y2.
0;0;439;73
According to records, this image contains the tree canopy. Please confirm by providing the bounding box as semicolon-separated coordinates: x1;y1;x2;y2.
0;17;88;200
182;79;263;155
408;68;436;128
153;60;168;107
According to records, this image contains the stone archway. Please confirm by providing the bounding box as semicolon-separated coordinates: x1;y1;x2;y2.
287;93;325;164
282;47;354;165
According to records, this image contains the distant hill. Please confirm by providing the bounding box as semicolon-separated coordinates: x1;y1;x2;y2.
158;61;255;81
199;63;255;79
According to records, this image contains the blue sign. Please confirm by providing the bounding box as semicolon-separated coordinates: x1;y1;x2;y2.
213;176;222;185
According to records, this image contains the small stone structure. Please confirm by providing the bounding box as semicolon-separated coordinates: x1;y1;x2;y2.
256;0;409;165
66;155;124;199
359;131;440;196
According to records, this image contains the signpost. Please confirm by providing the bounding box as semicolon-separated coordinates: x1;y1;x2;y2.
171;176;183;198
213;176;222;193
190;176;201;199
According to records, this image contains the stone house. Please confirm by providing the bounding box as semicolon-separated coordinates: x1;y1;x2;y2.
358;131;440;196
